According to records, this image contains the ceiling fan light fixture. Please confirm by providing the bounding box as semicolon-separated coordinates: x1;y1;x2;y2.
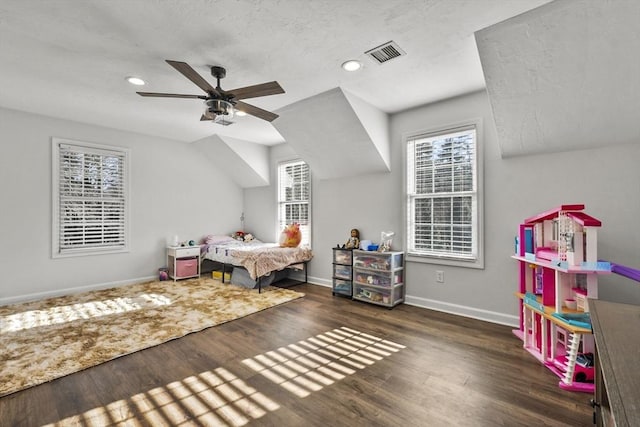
125;76;146;86
205;99;234;123
341;60;362;72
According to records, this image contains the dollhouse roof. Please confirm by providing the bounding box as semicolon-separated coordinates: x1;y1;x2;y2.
524;204;584;224
566;212;602;227
523;204;602;227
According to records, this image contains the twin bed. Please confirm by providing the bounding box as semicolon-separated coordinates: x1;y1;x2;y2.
202;236;313;292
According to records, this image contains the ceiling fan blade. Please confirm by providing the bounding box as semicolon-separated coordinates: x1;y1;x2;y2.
235;101;279;122
137;92;205;99
228;81;284;100
166;60;219;95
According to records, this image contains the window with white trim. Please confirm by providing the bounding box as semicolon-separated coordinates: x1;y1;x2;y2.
406;123;482;267
52;138;129;257
278;160;311;246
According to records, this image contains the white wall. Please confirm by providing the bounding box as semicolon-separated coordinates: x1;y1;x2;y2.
243;143;297;243
6;89;639;320
244;90;640;325
395;91;640;324
0;107;243;304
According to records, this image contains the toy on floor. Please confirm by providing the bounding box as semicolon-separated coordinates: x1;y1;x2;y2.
574;353;595;383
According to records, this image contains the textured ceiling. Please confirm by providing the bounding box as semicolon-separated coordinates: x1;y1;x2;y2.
0;0;552;145
476;0;640;157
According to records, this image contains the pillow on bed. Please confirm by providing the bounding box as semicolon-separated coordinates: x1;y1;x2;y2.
205;235;235;245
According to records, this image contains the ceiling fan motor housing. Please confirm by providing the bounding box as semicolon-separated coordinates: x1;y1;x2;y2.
205;98;233;115
211;66;226;79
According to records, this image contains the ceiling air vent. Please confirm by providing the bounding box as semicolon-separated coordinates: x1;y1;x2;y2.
365;41;406;64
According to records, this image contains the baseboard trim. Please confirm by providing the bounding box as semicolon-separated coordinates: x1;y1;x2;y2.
404;295;519;327
285;271;330;287
306;276;331;287
301;281;518;327
0;275;156;306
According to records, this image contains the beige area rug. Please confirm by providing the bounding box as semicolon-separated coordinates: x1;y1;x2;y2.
0;277;304;397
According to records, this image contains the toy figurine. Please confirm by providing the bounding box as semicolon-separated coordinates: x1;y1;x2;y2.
279;223;302;247
345;228;360;249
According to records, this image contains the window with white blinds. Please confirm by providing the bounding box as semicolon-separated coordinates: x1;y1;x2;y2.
406;123;482;266
278;160;311;246
52;139;129;257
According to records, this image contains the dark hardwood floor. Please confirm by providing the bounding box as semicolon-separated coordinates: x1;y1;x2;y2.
1;283;593;426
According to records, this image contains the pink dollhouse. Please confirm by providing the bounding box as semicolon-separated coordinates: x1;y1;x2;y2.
512;204;611;393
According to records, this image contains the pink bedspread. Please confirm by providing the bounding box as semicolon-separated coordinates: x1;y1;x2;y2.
205;240;313;280
230;246;313;280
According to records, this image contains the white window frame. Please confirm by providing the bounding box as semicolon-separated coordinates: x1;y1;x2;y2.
52;138;130;258
277;159;311;247
405;119;484;269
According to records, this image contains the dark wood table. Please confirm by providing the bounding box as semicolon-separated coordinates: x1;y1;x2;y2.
590;299;640;426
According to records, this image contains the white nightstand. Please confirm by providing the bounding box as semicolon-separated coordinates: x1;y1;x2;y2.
167;246;200;281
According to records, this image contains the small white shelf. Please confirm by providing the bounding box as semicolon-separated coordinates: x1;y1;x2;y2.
167;246;200;281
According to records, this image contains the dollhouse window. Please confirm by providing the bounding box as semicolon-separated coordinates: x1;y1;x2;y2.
405;120;483;268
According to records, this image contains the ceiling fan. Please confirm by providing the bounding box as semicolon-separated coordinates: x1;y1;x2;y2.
137;60;285;124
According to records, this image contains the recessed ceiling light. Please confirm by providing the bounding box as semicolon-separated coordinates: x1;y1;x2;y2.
341;60;362;72
236;110;247;117
125;76;146;86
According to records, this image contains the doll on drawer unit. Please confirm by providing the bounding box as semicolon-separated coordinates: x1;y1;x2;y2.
345;228;360;249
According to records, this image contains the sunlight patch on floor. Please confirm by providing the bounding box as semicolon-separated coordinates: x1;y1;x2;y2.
242;326;406;398
41;367;280;427
35;327;405;425
1;294;171;333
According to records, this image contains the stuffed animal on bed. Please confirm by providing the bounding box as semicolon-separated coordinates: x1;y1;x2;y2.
279;223;302;248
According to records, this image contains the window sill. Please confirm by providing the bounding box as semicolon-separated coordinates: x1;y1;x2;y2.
53;247;129;259
406;253;484;269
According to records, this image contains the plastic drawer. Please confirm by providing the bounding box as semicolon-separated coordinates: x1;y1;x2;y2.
353;283;404;307
333;248;353;265
353;251;403;271
353;270;402;288
333;278;352;296
176;258;198;277
333;265;352;280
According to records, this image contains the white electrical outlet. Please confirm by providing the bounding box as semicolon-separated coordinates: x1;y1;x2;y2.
436;270;444;283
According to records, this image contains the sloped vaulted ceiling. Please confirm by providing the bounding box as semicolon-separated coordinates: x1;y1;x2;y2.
475;0;640;158
192;135;270;188
273;88;390;180
193;87;390;186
